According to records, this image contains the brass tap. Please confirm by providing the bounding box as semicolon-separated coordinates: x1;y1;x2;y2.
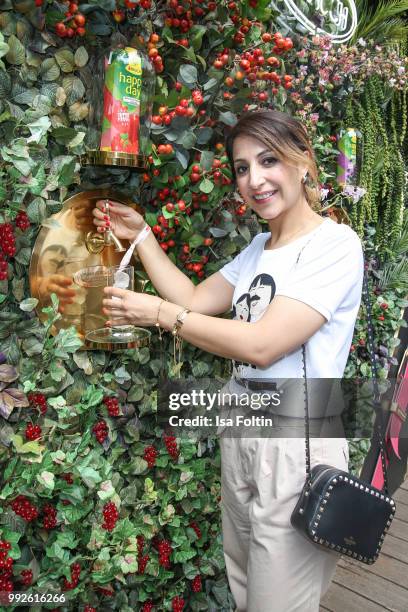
85;199;126;254
103;200;125;252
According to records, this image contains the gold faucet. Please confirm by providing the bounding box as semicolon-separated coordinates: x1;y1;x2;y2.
85;199;125;254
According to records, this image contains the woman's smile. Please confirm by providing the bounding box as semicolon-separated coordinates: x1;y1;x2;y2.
252;189;279;203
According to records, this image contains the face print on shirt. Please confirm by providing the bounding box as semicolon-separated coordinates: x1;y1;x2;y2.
248;273;276;322
232;293;251;322
232;273;276;372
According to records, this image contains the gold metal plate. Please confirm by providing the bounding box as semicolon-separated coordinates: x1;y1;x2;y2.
29;188;147;350
80;150;148;169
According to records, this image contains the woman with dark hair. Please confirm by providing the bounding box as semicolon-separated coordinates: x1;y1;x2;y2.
92;109;363;611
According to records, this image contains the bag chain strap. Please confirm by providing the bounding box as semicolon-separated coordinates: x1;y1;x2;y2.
300;265;390;495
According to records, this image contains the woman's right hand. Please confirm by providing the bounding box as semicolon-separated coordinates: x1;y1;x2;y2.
93;200;146;242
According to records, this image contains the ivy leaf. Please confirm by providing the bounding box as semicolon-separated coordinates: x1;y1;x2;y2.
37;470;55;490
0;365;18;383
41;57;60;82
12;434;44;460
5;35;25;65
26;116;51;144
62;75;85;105
74;46;89;68
0;33;10;64
119;554;138;574
77;466;102;488
27;197;46;223
55;48;75;73
19;298;38;312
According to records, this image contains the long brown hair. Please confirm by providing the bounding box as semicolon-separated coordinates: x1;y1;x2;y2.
225;110;320;208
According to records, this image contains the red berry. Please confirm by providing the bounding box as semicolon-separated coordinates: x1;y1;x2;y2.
20;569;33;586
25;423;41;441
192;574;202;592
92;420;108;444
103;396;120;417
143;445;158;468
43;503;57;530
172;596;185;612
102;501;119;531
11;495;38;522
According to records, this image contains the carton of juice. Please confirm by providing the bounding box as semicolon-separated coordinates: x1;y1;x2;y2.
100;47;142;155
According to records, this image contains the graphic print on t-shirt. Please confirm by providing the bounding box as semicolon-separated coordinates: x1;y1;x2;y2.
232;273;276;372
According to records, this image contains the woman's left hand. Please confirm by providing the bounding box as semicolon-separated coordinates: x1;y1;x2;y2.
103;288;162;327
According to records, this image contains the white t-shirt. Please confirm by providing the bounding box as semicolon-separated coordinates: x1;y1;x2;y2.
219;218;364;379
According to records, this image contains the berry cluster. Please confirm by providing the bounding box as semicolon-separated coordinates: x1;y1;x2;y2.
84;606;96;612
43;504;57;530
62;561;81;590
55;2;86;38
143;445;158;468
164;0;195;34
25;423;41;441
20;569;33;586
15;211;30;232
137;535;149;574
146;33;164;73
172;595;185;612
103;396;120;417
11;495;38;522
61;472;74;485
192;574;202;592
138;553;149;574
213;48;230;70
0;223;16;281
102;501;119;531
189;521;201;539
164;434;179;460
0;540;14;594
157;143;174;156
157;539;172;568
28;392;47;415
93;419;108;444
142;602;154;612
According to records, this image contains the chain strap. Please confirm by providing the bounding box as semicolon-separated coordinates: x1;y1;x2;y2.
362;267;390;493
299;260;390;494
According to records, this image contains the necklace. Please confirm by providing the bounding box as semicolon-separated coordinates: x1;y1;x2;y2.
265;217;325;250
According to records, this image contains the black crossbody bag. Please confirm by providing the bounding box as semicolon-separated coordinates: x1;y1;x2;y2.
290;270;396;564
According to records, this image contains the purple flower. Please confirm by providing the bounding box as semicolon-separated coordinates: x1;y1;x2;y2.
0;352;6;365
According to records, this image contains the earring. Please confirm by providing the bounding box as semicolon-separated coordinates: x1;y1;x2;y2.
301;173;308;185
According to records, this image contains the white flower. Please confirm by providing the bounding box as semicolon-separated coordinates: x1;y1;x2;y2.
320;188;330;200
342;185;366;203
389;78;397;87
358;38;366;47
398;66;405;75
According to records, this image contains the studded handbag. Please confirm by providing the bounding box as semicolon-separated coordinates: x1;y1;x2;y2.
290;270;397;565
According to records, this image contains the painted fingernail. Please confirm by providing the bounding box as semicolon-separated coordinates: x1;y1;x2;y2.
103;215;109;221
105;220;111;227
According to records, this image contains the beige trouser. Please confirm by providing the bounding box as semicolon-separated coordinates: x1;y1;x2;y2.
220;434;349;612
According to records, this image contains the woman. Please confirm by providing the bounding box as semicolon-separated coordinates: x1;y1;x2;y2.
93;109;364;611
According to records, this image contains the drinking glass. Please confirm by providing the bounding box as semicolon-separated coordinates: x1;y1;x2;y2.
73;264;150;346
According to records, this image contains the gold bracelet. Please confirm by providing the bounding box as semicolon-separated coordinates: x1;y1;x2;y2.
172;308;190;374
172;307;190;336
155;298;167;341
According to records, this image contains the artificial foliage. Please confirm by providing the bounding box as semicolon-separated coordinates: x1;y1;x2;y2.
0;1;407;610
